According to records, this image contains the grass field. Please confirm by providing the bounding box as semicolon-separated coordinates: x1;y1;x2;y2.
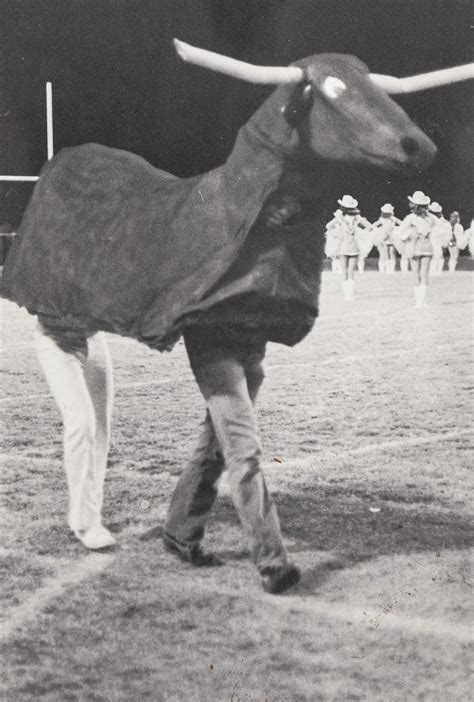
1;262;473;701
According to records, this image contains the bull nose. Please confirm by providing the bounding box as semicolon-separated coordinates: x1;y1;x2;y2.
400;136;420;156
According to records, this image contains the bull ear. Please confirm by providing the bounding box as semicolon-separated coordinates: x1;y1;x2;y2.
281;82;314;127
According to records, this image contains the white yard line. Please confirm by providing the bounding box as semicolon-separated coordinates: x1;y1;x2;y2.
1;428;470;472
260;428;472;472
184;578;473;644
0;391;53;404
0;340;469;405
114;376;189;390
0;452;53;466
0;552;115;641
342;429;472;456
1;545;470;645
0;376;189;404
265;340;469;371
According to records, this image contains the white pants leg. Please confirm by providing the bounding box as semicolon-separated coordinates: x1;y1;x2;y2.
34;327;113;532
83;335;114;513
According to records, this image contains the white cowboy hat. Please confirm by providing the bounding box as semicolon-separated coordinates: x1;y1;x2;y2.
408;190;430;206
338;195;358;209
429;201;443;213
380;203;394;214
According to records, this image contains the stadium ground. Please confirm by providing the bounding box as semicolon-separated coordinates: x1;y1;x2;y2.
1;262;473;701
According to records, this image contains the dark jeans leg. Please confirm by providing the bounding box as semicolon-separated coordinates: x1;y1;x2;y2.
164;410;224;543
166;335;288;571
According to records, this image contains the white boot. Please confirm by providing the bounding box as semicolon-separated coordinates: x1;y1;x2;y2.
431;259;440;276
342;279;354;301
448;260;456;273
358;257;365;274
400;258;409;273
438;258;444;274
378;258;385;273
414;286;421;308
415;284;427;308
419;283;428;306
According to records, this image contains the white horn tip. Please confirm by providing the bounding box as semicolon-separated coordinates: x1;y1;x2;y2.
173;38;189;61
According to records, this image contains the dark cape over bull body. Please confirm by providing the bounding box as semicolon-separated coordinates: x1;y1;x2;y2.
2;110;325;350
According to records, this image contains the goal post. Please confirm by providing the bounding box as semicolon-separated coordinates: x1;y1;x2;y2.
0;81;53;182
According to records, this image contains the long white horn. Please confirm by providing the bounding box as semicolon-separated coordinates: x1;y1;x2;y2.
370;63;474;94
173;39;304;85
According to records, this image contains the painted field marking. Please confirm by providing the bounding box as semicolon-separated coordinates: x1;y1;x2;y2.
0;542;471;646
180;578;473;644
265;340;469;371
341;429;472;456
0;452;52;466
261;428;472;473
0;391;53;404
0;375;190;404
0;340;469;405
1;428;471;473
0;552;115;641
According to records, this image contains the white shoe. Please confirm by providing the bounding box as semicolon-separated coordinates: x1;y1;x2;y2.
75;524;116;550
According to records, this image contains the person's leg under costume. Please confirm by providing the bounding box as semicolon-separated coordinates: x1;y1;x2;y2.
164;333;299;592
34;326;115;549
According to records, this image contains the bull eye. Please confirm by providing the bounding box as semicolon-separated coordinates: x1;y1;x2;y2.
322;76;347;99
400;136;419;155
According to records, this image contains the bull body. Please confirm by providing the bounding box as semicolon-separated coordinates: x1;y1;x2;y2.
2;52;437;349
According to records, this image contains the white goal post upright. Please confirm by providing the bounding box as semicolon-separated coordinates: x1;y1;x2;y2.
0;81;53;182
46;81;53;161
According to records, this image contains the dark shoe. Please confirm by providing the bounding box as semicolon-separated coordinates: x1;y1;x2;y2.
163;533;224;567
260;564;301;594
139;525;163;541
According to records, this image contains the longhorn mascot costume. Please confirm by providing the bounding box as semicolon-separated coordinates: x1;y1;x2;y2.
4;40;472;592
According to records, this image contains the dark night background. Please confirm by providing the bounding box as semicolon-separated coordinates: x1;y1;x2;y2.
0;0;472;228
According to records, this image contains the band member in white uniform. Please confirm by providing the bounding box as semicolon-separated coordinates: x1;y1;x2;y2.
372;203;401;273
446;211;467;272
34;318;116;550
325;195;372;301
428;202;451;275
466;219;474;260
398;191;436;308
398;195;417;272
324;209;343;273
